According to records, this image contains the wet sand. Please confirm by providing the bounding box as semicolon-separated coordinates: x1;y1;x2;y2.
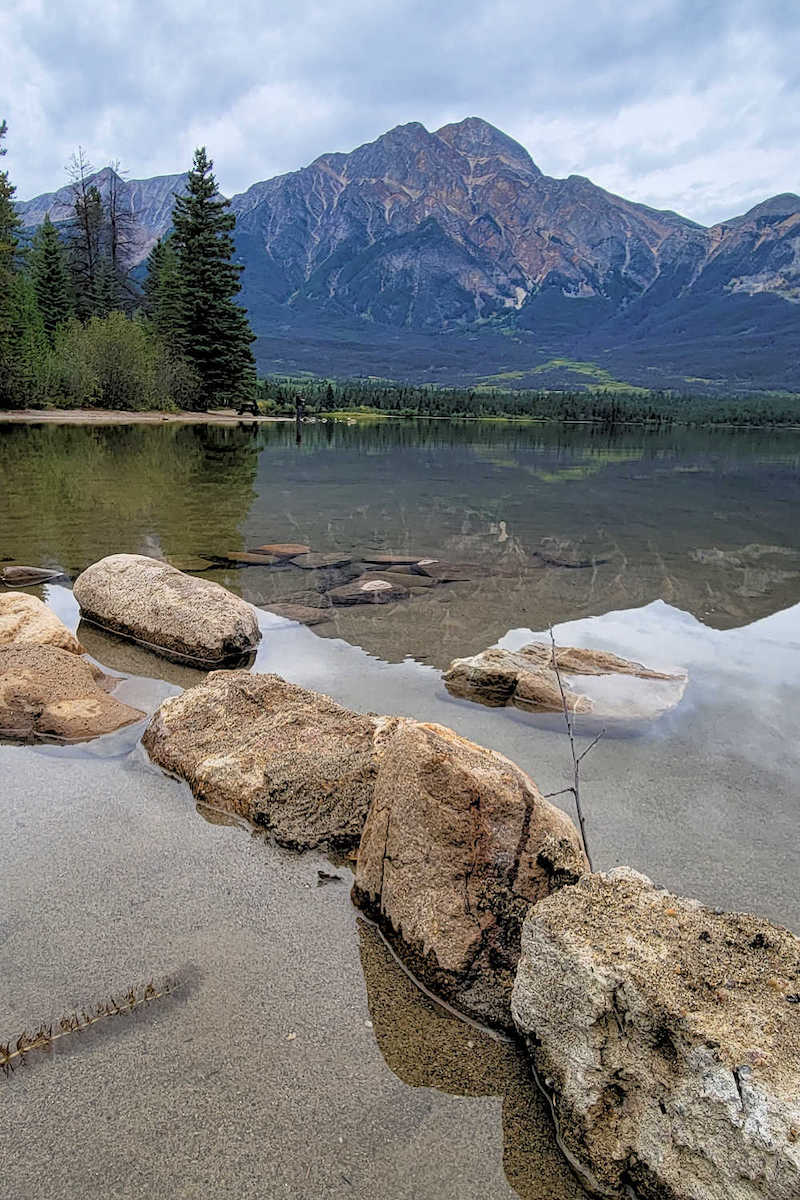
2;588;799;1199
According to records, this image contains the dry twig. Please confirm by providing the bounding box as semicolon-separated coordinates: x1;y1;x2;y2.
1;978;180;1078
545;627;604;870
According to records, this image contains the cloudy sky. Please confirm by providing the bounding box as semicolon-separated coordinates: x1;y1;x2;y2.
2;0;798;225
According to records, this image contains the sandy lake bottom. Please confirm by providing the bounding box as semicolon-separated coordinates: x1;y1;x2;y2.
1;418;799;1199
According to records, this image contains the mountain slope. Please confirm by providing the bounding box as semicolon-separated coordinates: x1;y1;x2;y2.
16;120;800;391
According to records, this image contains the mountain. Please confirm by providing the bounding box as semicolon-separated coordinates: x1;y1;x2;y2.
17;120;800;392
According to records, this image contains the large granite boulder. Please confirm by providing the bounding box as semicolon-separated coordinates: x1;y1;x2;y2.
0;645;144;742
512;868;800;1200
352;720;587;1029
142;672;380;850
73;554;261;666
0;591;84;654
444;641;687;722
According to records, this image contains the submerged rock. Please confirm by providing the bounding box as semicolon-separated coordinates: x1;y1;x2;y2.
353;720;587;1029
328;576;410;605
361;553;427;566
412;559;477;582
252;542;311;558
290;552;353;569
1;565;64;586
142;672;380;850
0;591;84;654
261;602;332;626
209;551;282;566
444;641;687;722
73;554;261;666
512;868;800;1200
0;644;144;742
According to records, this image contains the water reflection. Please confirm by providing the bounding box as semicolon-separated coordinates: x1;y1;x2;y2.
358;921;588;1200
3;418;800;669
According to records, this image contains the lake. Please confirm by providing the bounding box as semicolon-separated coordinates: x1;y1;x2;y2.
2;416;800;1199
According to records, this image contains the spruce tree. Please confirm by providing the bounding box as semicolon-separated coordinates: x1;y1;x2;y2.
170;147;255;408
143;235;180;340
30;214;74;339
0;119;23;406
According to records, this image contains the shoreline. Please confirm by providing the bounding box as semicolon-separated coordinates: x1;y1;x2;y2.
0;408;293;425
1;406;799;431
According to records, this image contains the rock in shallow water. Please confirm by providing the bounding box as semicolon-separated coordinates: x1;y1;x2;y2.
352;720;587;1029
444;641;687;722
142;671;380;850
0;644;144;741
0;591;85;654
511;868;800;1200
1;565;64;586
328;576;410;605
73;554;261;666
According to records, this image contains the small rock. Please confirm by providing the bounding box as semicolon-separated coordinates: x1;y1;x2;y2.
361;554;427;565
0;644;144;742
261;603;332;626
253;543;311;558
328;577;410;605
0;592;84;654
1;565;64;586
291;552;353;569
205;551;282;566
411;561;477;582
444;642;687;722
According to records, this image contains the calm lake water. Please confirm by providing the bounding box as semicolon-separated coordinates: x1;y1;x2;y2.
2;417;800;1200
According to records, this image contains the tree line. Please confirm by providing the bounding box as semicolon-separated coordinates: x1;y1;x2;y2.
256;376;800;428
0;122;255;411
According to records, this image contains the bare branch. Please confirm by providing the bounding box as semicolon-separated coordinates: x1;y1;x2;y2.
548;626;603;870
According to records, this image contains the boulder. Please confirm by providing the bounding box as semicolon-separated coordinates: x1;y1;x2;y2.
0;592;84;654
444;641;688;722
1;565;63;586
511;869;800;1200
0;644;144;742
352;720;587;1028
73;554;261;666
328;576;410;605
142;672;380;850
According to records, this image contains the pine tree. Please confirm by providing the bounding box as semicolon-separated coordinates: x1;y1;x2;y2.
30;214;74;339
143;235;180;340
0;119;24;406
170;147;255;408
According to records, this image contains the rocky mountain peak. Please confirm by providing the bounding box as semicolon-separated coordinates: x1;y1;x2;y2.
435;116;540;175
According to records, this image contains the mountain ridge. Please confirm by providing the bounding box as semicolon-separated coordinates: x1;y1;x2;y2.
16;118;800;392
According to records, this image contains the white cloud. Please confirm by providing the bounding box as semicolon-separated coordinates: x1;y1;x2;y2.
2;0;798;224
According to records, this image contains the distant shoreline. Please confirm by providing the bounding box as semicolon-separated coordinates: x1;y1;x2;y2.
0;408;292;426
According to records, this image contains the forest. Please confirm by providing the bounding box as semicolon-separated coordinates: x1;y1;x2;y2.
0;122;255;412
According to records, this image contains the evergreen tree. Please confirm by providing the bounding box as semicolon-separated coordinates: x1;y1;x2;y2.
30;214;74;339
170;147;255;408
143;235;180;339
0;119;24;406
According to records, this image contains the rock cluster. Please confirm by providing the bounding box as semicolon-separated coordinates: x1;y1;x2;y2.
444;641;688;723
512;869;800;1200
73;554;261;666
142;672;585;1027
